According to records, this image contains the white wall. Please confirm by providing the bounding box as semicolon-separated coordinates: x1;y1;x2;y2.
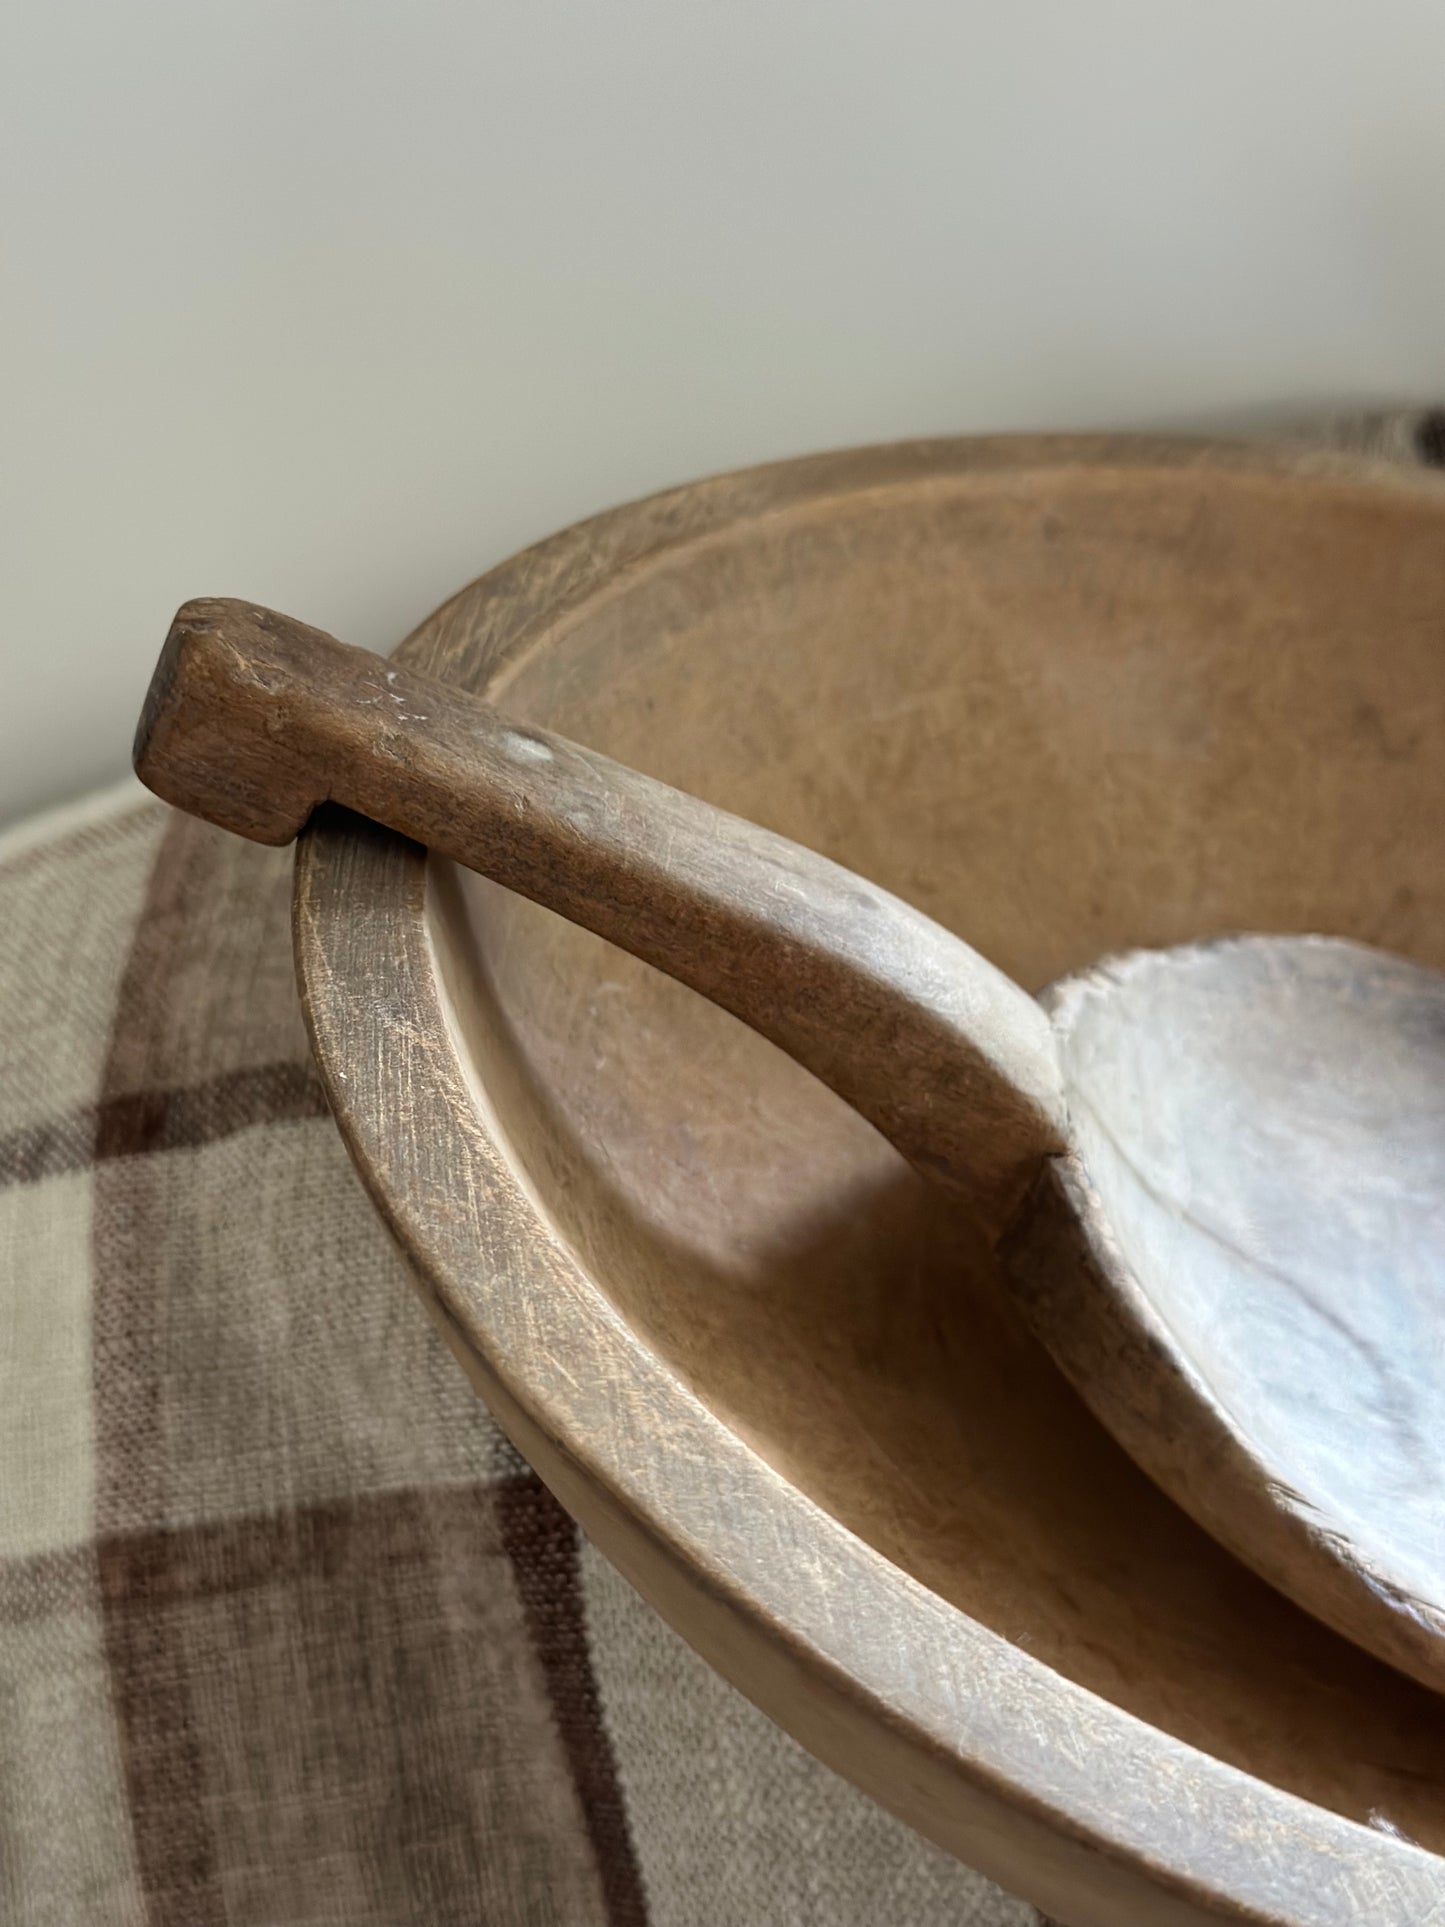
3;0;1443;826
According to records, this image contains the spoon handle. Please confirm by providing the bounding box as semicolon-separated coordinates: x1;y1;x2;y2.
136;598;1066;1228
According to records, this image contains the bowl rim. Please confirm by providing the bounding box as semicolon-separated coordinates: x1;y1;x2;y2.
293;433;1445;1925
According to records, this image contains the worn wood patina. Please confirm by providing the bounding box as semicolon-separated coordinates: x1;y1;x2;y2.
136;435;1445;1923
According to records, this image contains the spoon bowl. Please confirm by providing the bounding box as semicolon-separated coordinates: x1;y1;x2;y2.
1015;931;1445;1677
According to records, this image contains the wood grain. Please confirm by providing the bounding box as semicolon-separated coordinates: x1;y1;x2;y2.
288;435;1445;1923
136;597;1064;1231
138;586;1445;1692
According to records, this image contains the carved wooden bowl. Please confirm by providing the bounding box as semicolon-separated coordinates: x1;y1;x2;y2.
294;437;1445;1925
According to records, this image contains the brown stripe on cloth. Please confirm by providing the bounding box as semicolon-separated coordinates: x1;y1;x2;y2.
497;1468;650;1927
93;1059;329;1160
96;1485;612;1926
92;811;318;1524
99;813;313;1098
0;1061;329;1187
92;816;253;1926
0;1108;97;1188
0;1544;99;1627
88;811;614;1926
94;1528;224;1927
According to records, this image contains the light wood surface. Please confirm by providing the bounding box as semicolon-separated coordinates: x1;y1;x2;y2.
286;436;1445;1923
137;592;1445;1694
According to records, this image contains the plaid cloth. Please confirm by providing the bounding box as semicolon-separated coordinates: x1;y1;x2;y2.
1;411;1439;1927
0;802;1042;1927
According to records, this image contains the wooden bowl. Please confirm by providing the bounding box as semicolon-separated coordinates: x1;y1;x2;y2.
294;436;1445;1926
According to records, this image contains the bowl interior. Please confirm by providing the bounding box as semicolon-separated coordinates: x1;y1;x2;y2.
428;450;1445;1848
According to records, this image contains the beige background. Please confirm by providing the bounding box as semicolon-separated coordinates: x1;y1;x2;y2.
3;0;1445;825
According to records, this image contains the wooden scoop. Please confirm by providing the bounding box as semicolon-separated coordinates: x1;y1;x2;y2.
135;597;1445;1693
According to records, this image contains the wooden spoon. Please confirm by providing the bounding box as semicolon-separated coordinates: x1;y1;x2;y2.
134;597;1445;1693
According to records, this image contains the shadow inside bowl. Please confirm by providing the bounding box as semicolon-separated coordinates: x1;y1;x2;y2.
435;860;1445;1852
409;446;1445;1855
